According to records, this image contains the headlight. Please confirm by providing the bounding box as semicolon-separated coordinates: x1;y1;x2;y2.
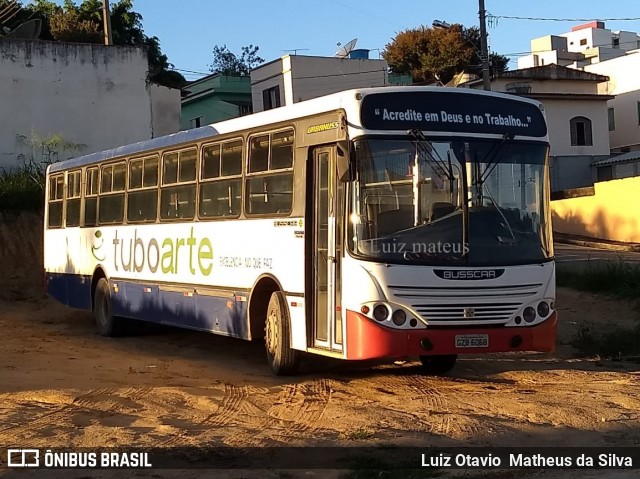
373;304;389;321
523;306;536;323
392;309;407;326
537;301;550;317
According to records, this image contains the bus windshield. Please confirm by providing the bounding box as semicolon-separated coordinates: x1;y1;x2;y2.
348;137;553;266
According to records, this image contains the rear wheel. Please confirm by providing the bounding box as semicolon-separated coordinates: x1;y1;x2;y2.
94;278;125;337
265;291;299;375
419;354;457;375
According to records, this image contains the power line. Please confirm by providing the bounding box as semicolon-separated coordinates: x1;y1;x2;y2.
488;14;640;23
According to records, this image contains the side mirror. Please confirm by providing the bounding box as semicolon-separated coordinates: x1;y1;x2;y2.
337;141;355;182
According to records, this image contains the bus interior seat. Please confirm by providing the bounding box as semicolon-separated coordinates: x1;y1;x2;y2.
376;206;413;236
430;202;456;221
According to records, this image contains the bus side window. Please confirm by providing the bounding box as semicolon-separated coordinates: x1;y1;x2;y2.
127;156;158;223
84;167;99;226
47;174;64;228
199;139;242;219
65;170;82;227
246;129;294;216
98;161;126;224
161;149;196;220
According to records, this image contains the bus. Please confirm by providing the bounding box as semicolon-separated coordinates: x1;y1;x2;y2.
44;86;556;375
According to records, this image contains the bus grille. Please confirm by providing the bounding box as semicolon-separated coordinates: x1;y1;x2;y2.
412;302;521;323
387;284;541;325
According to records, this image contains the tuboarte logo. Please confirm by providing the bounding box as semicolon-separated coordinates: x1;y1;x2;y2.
91;230;106;262
434;269;505;280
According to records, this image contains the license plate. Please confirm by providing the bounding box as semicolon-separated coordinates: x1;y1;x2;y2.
455;334;489;348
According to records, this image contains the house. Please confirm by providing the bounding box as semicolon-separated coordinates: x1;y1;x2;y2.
0;38;181;171
518;22;640;154
250;52;410;112
459;64;613;192
180;74;253;130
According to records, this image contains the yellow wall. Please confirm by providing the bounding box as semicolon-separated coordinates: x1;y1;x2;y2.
552;176;640;242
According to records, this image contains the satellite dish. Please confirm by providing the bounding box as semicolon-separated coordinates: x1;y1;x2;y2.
335;38;357;58
5;18;42;39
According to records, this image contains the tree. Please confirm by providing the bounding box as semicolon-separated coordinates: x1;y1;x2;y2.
383;24;509;85
210;44;264;76
0;0;185;89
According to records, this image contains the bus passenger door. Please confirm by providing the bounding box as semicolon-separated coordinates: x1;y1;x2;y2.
311;147;343;352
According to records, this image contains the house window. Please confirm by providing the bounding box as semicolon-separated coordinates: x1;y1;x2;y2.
239;104;253;116
190;116;204;128
613;37;620;48
570;116;593;146
580;38;587;46
608;107;615;131
263;86;281;110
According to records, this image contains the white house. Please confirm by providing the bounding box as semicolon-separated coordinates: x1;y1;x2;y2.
460;64;612;192
517;22;640;155
0;39;181;171
250;52;409;112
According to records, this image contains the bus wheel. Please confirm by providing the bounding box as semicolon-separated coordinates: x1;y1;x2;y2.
265;291;299;375
94;278;124;337
419;354;457;375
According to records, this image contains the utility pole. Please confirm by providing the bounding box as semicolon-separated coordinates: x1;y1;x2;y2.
102;0;112;45
478;0;491;91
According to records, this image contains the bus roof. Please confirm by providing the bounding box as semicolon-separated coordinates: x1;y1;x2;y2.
49;86;545;173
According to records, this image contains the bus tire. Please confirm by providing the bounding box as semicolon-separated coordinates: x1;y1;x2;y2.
94;278;125;337
419;354;457;375
265;291;299;375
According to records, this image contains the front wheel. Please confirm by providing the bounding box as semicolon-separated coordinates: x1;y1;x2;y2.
419;354;457;375
94;278;125;337
265;291;299;375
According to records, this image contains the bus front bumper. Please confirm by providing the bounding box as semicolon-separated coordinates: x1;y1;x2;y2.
345;310;557;360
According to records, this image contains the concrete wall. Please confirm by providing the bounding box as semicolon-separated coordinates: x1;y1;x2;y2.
552;176;640;242
149;83;181;137
0;39;180;171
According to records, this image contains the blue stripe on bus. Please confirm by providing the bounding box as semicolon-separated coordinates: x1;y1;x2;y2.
46;272;93;310
111;280;249;339
47;273;250;339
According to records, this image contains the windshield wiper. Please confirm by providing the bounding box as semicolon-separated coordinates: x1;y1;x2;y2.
477;132;514;185
407;129;453;180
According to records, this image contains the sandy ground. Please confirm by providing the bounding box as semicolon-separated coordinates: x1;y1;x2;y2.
1;212;639;478
0;287;639;479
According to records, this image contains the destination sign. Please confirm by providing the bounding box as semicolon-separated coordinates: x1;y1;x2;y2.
360;91;547;137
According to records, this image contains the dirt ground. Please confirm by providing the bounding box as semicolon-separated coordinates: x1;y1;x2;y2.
1;212;639;478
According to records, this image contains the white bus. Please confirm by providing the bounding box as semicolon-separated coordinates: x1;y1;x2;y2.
44;86;556;375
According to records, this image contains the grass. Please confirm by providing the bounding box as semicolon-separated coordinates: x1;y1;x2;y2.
572;321;640;361
558;260;640;360
0;164;45;211
557;260;640;301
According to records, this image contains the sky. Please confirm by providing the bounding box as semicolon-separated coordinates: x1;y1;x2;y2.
50;0;640;81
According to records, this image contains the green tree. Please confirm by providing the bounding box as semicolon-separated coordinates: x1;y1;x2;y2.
210;44;264;76
383;24;509;85
1;0;185;89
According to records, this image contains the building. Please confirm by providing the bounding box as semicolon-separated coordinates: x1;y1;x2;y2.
460;64;612;192
583;51;640;154
180;74;253;130
250;52;410;112
0;38;180;171
518;21;640;70
518;22;640;154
